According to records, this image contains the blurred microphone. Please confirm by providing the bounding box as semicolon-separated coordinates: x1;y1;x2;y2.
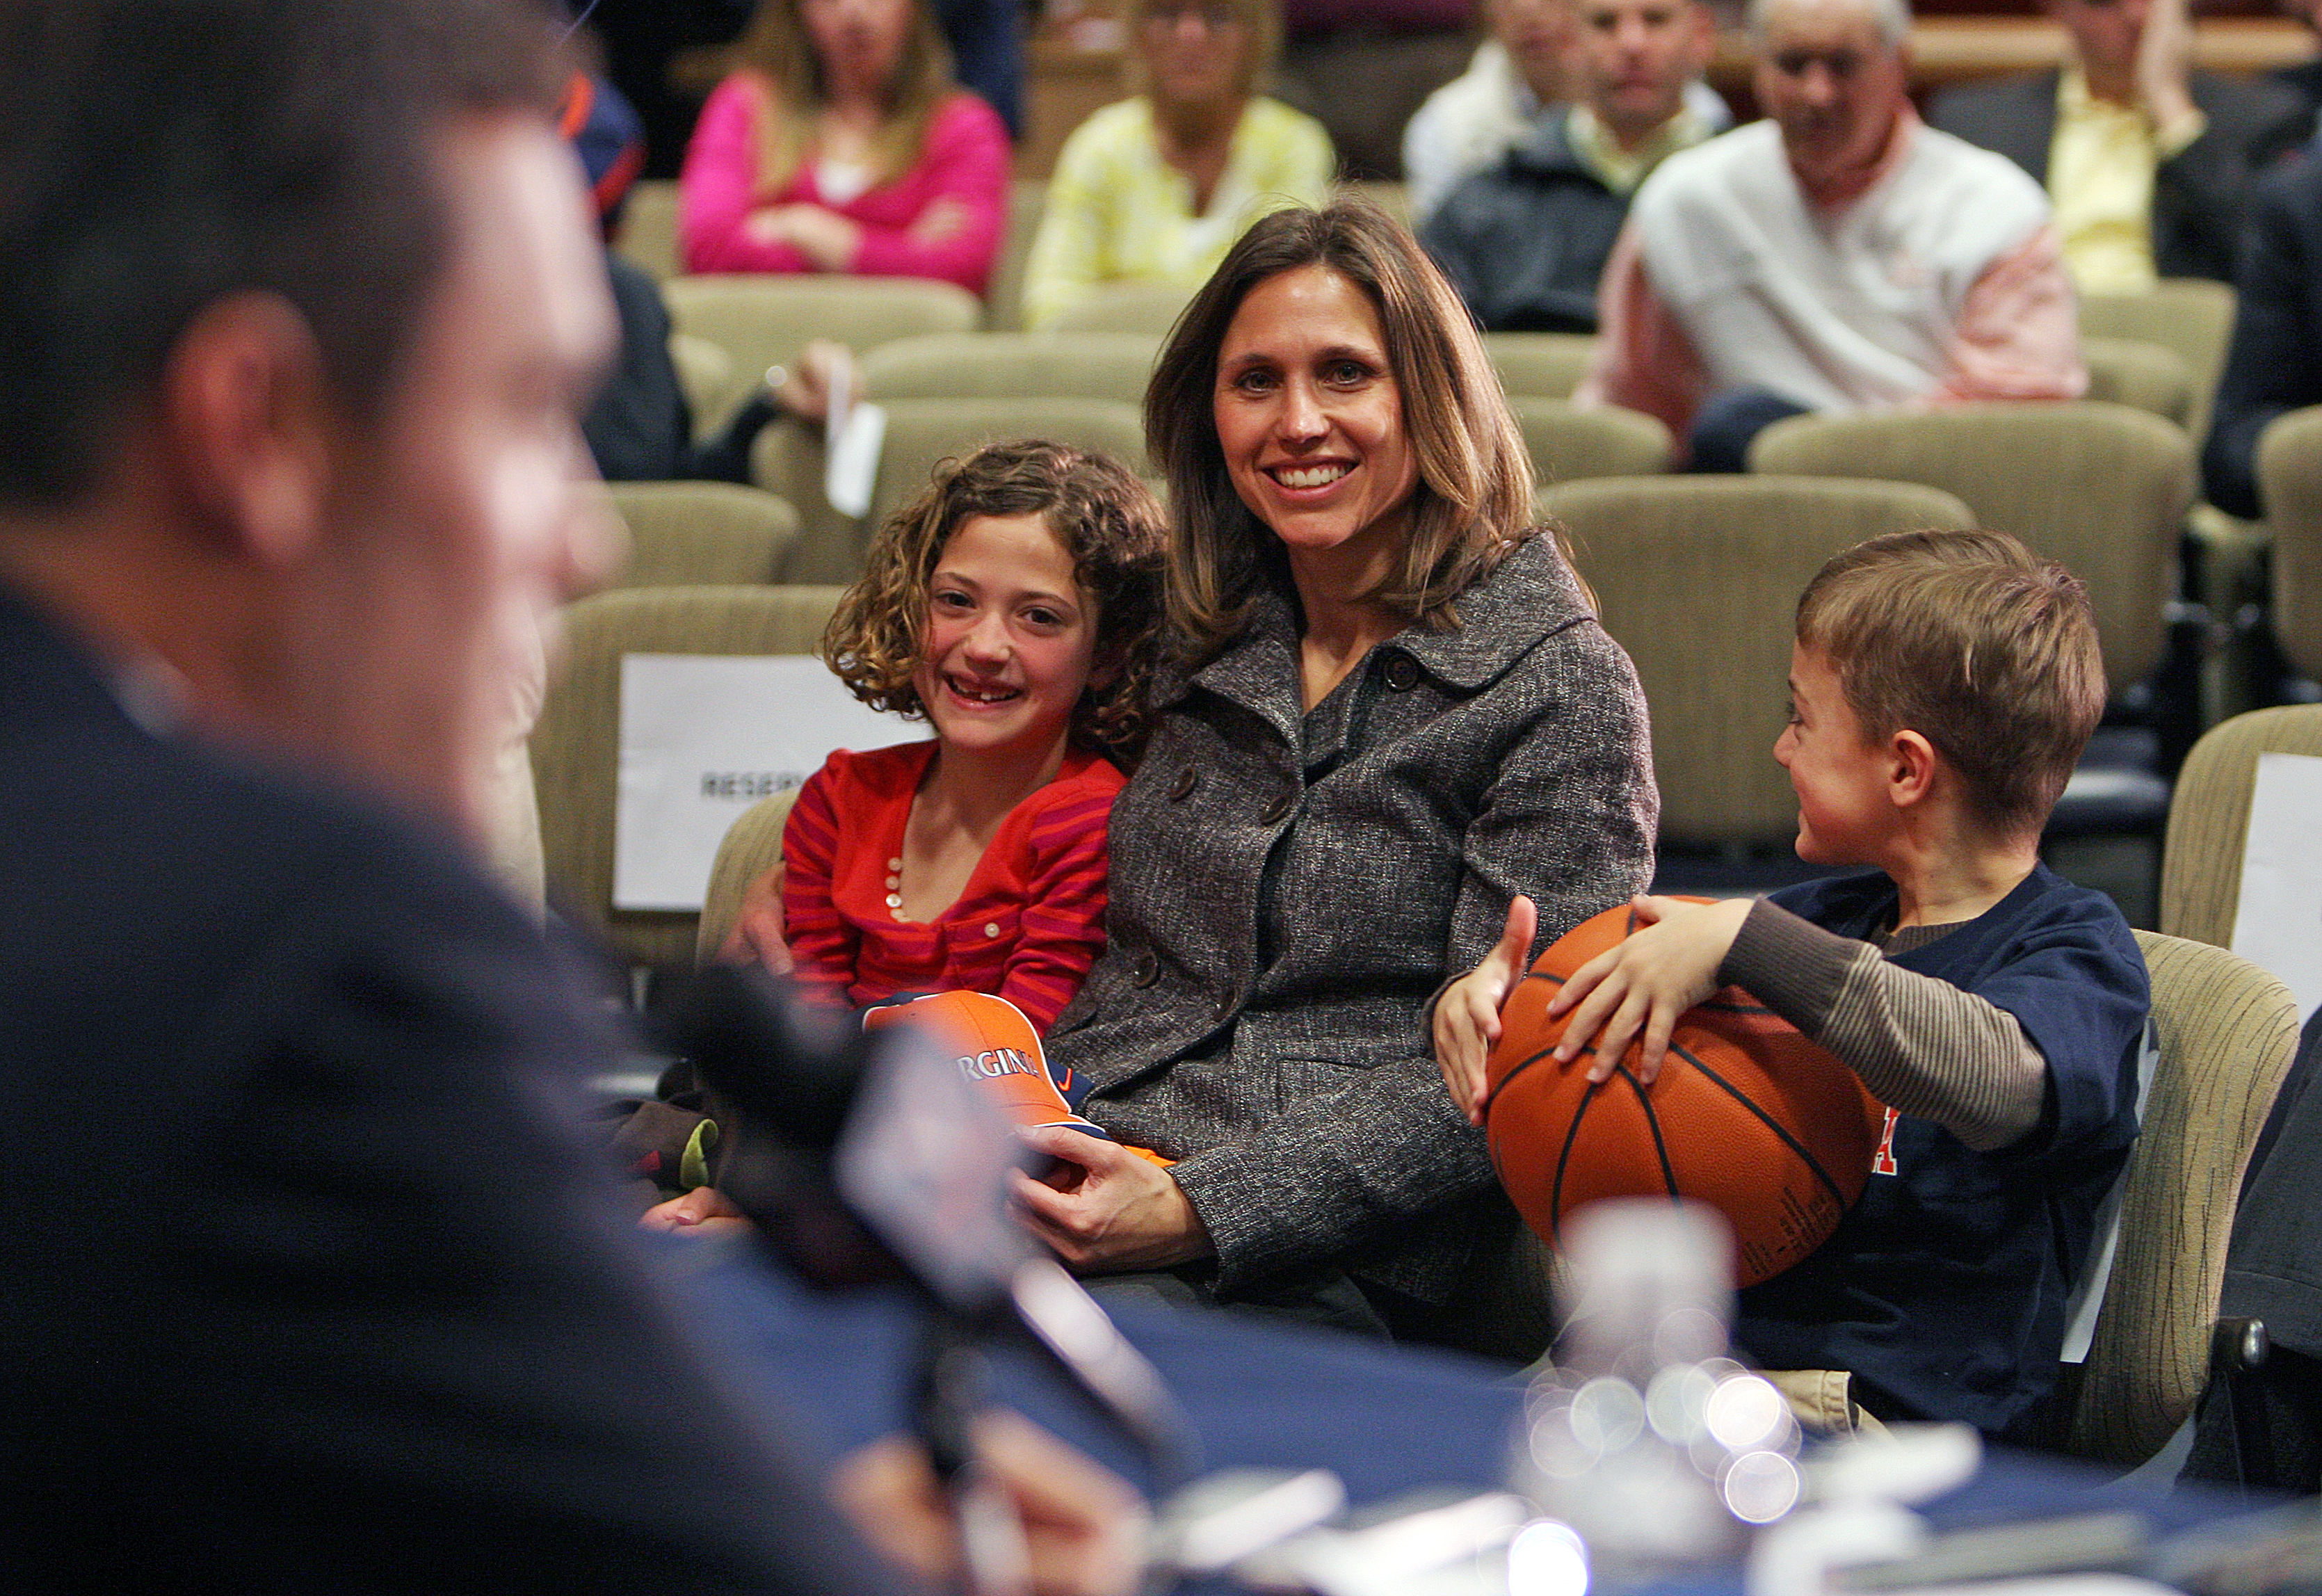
659;964;1198;1483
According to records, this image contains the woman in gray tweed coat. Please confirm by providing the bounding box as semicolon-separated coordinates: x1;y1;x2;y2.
1014;202;1658;1344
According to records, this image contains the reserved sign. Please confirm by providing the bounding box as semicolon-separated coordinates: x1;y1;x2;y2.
2232;750;2322;1023
613;653;925;912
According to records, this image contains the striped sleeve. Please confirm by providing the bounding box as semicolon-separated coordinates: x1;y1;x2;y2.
997;782;1115;1034
776;759;857;1006
1721;899;2045;1151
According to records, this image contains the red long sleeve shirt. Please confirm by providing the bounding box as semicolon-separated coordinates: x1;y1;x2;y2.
773;741;1122;1033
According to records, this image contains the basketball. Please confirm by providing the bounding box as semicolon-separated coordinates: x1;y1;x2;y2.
1483;901;1890;1288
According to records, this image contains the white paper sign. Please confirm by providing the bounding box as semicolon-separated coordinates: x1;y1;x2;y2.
613;654;926;912
2230;750;2322;1023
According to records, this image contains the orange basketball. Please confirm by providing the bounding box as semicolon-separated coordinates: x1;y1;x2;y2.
1483;901;1889;1288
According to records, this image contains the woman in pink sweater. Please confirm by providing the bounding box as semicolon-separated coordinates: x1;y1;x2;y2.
679;0;1010;296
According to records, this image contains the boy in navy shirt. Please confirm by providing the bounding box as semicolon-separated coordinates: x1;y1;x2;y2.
1436;529;2149;1440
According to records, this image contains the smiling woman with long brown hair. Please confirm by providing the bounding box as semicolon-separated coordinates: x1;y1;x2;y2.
1010;200;1659;1349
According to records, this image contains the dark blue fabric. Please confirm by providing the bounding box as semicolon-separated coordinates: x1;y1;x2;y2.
1735;864;2147;1440
2202;150;2322;519
934;0;1022;138
1420;108;1633;334
674;1244;1524;1502
673;1242;2255;1593
1687;387;1811;474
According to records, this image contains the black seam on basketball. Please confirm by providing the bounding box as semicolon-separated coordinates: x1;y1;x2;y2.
1551;1071;1602;1234
1698;999;1778;1017
1620;1065;1682;1198
1481;1045;1565;1117
1669;1040;1848;1207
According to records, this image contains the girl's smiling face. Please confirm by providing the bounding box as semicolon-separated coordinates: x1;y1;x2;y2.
913;512;1101;763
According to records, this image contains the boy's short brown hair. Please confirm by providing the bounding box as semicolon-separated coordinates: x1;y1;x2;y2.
1795;529;2105;839
823;439;1170;762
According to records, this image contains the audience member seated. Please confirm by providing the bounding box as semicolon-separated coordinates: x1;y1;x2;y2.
3;1;1137;1588
1021;0;1332;332
2203;150;2322;519
679;0;1009;296
1403;0;1727;225
1930;0;2307;292
1439;531;2148;1438
1421;0;1718;334
1581;0;2086;472
1014;204;1658;1343
1402;0;1577;223
586;252;853;481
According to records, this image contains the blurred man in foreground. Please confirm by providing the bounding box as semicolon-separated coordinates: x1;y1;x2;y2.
1580;0;2086;470
1423;0;1720;333
0;1;1138;1589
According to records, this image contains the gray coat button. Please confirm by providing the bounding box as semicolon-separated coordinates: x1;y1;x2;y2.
1132;951;1161;988
1168;767;1200;801
1383;654;1420;691
1259;791;1295;825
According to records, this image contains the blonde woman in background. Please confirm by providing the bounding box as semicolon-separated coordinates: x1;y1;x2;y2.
679;0;1010;295
1020;0;1334;331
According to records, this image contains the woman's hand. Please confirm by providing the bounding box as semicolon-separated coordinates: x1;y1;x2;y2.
741;204;862;271
638;1185;753;1239
2134;0;2200;140
1545;895;1752;1085
721;864;797;977
1433;895;1538;1127
832;1411;1149;1596
1010;1126;1214;1273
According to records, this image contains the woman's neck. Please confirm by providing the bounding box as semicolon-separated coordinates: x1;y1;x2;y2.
1286;543;1404;709
1152;93;1241;163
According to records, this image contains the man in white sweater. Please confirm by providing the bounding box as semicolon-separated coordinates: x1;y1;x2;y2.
1579;0;2086;470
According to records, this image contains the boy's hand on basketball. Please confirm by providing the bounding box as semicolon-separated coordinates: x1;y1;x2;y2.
1433;895;1538;1126
1010;1126;1214;1272
1547;895;1752;1086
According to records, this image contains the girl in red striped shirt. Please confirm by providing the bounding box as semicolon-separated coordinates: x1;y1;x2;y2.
723;441;1169;1034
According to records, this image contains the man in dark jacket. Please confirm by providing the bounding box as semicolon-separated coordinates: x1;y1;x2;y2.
0;1;1138;1589
1421;0;1718;334
2202;150;2322;519
1928;0;2307;289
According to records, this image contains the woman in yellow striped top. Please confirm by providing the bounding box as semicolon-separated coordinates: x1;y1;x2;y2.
1021;0;1335;331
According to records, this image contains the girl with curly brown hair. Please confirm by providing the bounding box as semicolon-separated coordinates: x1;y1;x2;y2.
721;441;1169;1034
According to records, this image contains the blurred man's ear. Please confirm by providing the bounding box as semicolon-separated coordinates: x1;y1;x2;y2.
160;291;337;567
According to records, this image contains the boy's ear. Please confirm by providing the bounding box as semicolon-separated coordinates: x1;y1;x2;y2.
1887;730;1938;807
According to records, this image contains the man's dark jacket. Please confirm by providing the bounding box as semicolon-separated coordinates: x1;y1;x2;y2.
2202;150;2322;518
1928;67;2308;284
1420;107;1636;334
0;583;903;1594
